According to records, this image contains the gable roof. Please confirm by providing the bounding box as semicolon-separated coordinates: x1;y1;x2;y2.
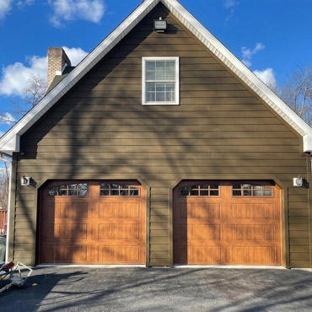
1;0;312;155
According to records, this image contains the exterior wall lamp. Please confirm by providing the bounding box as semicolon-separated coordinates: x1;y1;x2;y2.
20;176;34;187
292;176;309;188
154;17;167;33
293;176;303;187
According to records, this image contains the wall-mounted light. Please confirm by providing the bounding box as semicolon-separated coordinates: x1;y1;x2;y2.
154;17;167;33
21;176;33;187
293;176;303;187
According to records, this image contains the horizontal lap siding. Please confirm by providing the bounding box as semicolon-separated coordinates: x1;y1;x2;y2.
17;4;310;266
288;187;311;267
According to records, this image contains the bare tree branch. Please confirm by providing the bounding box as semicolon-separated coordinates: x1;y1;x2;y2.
24;75;46;108
280;65;312;126
0;74;46;126
0;163;9;210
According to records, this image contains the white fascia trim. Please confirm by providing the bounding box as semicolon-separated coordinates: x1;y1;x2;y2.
303;135;312;153
0;135;20;156
0;0;160;155
163;0;312;152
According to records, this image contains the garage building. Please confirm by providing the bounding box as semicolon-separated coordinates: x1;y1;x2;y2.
0;0;312;268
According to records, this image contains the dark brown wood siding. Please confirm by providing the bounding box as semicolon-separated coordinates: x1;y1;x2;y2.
13;3;311;267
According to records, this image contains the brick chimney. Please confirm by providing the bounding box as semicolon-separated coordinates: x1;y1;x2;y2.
47;47;71;89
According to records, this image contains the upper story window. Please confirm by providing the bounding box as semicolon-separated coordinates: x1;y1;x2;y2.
142;57;179;105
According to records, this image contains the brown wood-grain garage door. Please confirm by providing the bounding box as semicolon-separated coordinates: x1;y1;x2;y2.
173;181;281;265
38;181;146;264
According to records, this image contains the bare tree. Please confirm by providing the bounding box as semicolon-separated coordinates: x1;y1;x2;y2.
0;75;46;211
11;74;46;119
0;163;9;210
279;65;312;126
24;75;46;108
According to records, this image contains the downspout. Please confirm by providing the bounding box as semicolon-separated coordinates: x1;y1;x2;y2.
0;153;12;263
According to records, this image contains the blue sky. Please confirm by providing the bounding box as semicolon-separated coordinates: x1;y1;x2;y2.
1;0;312;137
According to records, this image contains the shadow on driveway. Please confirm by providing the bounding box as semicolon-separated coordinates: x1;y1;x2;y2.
1;266;312;311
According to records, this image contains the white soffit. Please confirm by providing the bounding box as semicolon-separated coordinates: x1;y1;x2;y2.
1;0;312;154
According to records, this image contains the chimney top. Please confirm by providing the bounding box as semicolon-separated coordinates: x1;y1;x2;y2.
47;48;71;89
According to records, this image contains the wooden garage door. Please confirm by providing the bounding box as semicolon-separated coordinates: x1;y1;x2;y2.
173;181;281;265
38;181;146;264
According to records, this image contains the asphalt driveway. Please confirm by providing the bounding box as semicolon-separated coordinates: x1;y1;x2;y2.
1;266;312;311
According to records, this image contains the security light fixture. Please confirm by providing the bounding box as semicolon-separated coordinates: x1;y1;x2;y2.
293;176;303;187
154;17;167;33
21;176;32;186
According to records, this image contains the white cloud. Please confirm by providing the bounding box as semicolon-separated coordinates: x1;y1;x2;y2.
254;68;277;89
0;47;88;97
241;43;265;67
0;0;35;19
223;0;239;21
17;0;36;7
63;46;88;66
48;0;106;27
224;0;239;9
0;57;47;97
0;0;13;20
0;113;16;125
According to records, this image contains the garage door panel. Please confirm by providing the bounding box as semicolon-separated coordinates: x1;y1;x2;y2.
55;245;88;263
173;181;281;265
189;246;222;264
98;245;141;263
98;202;142;219
230;203;278;219
56;223;88;240
225;225;277;241
175;201;222;222
39;181;146;264
188;224;221;240
187;202;221;219
230;246;278;265
56;202;89;219
99;224;141;240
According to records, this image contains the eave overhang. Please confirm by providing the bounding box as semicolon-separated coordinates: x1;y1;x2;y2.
1;0;312;155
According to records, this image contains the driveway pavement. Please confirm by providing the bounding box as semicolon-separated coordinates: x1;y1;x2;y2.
1;266;312;311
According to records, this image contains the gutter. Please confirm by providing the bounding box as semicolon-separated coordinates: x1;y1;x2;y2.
0;153;12;263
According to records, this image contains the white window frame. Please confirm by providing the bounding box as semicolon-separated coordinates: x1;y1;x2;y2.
142;57;179;105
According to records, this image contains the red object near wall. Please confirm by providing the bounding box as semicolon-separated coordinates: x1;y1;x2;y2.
0;210;7;235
